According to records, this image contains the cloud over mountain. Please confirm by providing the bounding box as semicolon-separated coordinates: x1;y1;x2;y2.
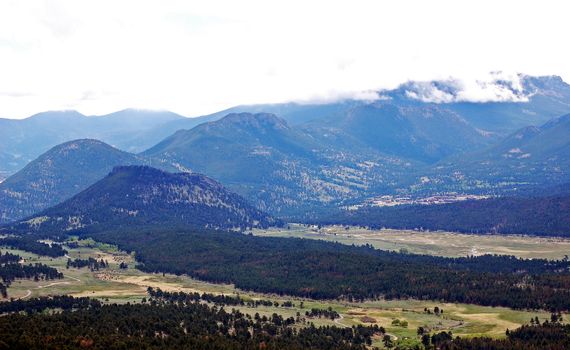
398;72;533;104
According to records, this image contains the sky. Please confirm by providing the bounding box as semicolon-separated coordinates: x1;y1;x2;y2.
1;0;569;119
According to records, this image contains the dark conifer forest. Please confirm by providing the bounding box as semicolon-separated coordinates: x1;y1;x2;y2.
313;195;570;237
84;227;570;311
0;293;382;350
0;236;67;257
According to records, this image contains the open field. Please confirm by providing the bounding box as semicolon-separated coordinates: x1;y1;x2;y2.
253;224;570;260
0;238;563;348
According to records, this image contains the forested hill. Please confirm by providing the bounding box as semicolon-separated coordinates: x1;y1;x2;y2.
313;195;570;237
0;139;143;224
5;166;279;233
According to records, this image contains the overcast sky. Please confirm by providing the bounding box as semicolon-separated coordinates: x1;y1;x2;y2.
1;0;569;119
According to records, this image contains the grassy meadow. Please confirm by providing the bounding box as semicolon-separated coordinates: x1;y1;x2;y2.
253;224;570;260
2;235;561;348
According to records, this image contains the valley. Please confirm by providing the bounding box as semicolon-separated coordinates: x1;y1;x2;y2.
1;238;557;347
3;3;570;348
253;225;570;260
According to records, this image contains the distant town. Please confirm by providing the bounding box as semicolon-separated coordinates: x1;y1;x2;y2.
347;193;490;210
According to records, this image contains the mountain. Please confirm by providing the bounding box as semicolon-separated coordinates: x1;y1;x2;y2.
429;113;570;192
0;109;186;175
3;75;568;177
385;75;570;134
146;75;568;167
6;166;278;233
193;100;367;126
146;112;320;182
300;102;494;163
0;139;143;224
491;113;570;161
143;108;570;215
144;112;418;215
87;109;187;152
399;113;570;198
186;75;570;134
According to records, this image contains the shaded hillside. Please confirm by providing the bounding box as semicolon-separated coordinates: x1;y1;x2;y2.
7;166;278;232
315;195;570;237
0;139;143;223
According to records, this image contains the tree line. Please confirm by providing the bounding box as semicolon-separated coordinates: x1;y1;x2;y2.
0;236;67;257
440;316;569;349
148;287;341;321
2;293;569;349
0;294;383;350
66;257;108;271
312;195;570;237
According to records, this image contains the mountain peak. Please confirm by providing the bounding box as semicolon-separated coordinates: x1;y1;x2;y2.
217;113;289;130
54;138;109;147
41;139;126;158
28;110;86;120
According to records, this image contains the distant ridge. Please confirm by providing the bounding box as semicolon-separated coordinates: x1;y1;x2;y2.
0;109;187;175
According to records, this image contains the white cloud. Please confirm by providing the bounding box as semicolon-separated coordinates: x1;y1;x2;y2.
0;0;569;118
401;72;534;104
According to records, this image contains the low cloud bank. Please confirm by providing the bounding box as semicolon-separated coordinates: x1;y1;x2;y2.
398;72;535;104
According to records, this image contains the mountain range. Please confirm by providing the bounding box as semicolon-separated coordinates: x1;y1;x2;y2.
3;75;569;178
382;75;570;133
0;74;569;221
5;166;278;234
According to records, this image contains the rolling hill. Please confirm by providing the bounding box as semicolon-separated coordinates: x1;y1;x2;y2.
6;166;278;233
